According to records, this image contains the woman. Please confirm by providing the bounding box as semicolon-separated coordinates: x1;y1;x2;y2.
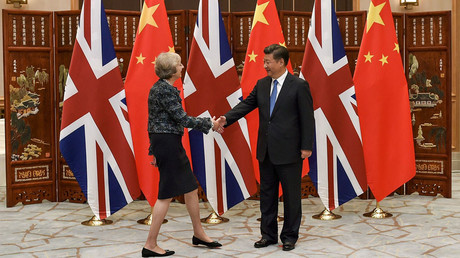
142;52;223;257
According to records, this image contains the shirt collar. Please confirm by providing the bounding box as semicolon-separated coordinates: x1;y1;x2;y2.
272;69;288;87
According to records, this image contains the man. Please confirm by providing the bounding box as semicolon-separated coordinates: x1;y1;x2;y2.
219;44;314;251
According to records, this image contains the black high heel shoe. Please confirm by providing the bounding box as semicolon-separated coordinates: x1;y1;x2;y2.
142;247;175;257
192;236;222;248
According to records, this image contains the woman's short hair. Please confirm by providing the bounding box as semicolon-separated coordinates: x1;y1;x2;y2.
155;52;181;79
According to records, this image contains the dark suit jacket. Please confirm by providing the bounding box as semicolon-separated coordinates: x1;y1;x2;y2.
225;72;314;165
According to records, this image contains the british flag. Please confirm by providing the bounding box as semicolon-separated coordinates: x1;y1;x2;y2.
300;0;367;210
59;0;140;219
183;0;257;215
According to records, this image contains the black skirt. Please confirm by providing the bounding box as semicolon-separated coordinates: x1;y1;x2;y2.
149;133;198;199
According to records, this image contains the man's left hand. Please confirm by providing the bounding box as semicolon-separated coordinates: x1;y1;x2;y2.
301;150;312;159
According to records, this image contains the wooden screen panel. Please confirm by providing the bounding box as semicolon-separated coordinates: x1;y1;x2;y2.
393;13;404;61
54;11;84;203
336;11;366;75
279;11;310;76
167;10;187;69
106;10;140;79
405;12;452;198
3;10;56;207
231;12;254;74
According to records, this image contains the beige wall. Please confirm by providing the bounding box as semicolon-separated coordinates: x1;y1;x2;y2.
0;0;72;97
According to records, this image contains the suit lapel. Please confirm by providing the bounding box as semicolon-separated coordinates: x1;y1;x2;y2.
262;77;272;118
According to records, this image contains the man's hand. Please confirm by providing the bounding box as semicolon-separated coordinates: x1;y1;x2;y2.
301;150;312;159
150;156;158;167
217;116;227;127
211;116;224;134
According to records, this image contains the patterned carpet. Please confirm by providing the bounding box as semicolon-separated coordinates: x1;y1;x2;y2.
1;173;459;257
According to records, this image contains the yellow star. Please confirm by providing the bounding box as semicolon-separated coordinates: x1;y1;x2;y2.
136;53;146;64
251;1;270;30
366;2;385;33
364;51;374;63
379;54;388;66
138;3;159;34
152;57;157;65
393;43;400;53
168;46;175;53
248;51;258;62
279;42;287;48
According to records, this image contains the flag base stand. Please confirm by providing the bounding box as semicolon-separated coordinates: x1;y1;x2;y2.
312;208;342;220
201;212;229;224
363;208;393;219
257;216;284;222
363;202;393;219
137;214;168;225
81;216;113;226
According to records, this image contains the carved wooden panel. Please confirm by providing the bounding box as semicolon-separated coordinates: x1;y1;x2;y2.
3;10;56;207
54;11;83;203
231;12;254;74
279;11;310;76
336;11;366;75
106;10;140;80
167;10;187;67
393;13;404;60
405;12;451;198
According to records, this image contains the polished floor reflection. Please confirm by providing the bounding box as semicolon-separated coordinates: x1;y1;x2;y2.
1;173;459;257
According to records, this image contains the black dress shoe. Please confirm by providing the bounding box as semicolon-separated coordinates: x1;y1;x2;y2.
254;238;277;248
282;242;295;251
192;236;222;248
142;247;175;257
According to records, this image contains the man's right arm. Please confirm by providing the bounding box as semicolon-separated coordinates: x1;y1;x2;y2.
223;84;259;127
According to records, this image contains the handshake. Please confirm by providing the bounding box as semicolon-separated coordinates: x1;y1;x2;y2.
211;116;227;134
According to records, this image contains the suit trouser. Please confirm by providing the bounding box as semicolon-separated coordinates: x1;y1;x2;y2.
259;153;303;244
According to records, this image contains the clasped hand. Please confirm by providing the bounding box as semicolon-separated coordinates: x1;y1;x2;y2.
211;116;227;134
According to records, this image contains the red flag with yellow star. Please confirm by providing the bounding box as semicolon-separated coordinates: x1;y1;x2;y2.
353;0;415;201
124;0;189;206
241;0;310;183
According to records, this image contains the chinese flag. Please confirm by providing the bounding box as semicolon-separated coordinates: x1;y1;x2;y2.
353;0;415;201
124;0;191;206
242;0;308;182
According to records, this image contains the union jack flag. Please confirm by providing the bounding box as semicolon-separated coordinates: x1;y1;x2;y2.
183;0;257;215
301;0;367;210
59;0;140;219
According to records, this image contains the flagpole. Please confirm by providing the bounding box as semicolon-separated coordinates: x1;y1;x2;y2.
363;201;393;219
137;207;168;225
81;216;113;226
312;207;342;220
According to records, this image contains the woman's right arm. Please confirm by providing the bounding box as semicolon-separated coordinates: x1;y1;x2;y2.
158;85;212;134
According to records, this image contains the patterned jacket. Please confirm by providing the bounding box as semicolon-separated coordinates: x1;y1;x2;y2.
147;79;212;135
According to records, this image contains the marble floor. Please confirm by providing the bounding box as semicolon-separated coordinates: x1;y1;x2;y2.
1;173;460;258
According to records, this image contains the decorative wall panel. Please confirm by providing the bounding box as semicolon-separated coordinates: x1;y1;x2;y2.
3;10;56;207
405;12;451;197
